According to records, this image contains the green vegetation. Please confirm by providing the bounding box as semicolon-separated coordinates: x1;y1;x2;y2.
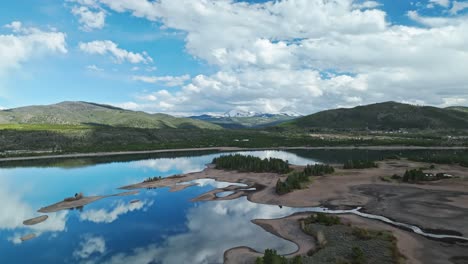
283;101;468;130
1;101;467;159
406;151;468;167
191;114;297;129
143;176;163;183
343;160;378;169
301;216;403;264
212;154;291;174
303;164;335;176
401;169;452;183
255;249;302;264
0;101;221;130
303;213;341;226
275;171;308;195
276;164;334;195
350;247;366;264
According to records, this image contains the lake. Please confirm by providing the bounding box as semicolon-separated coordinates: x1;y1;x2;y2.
2;149;465;263
0;150;326;264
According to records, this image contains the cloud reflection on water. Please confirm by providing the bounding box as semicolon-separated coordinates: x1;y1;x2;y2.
95;197;319;264
80;200;154;224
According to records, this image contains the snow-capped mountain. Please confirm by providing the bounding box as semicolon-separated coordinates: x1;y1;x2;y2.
190;109;302;128
223;109;302;118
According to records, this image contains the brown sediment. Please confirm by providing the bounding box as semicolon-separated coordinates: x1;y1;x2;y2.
253;213;316;257
38;191;139;213
23;215;48;226
120;159;468;263
20;234;37;242
169;183;199;192
224;246;262;264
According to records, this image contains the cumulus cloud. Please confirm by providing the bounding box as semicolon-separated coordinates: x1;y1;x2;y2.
429;0;450;7
79;200;153;223
79;40;153;64
73;235;106;259
0;178;68;244
0;21;67;75
72;6;106;31
94;197;334;264
450;1;468;14
132;74;190;87
352;1;381;9
93;0;468;114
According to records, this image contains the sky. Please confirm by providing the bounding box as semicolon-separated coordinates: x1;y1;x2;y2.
0;0;468;116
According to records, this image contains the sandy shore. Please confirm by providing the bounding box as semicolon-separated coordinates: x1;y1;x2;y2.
2;145;468;162
23;215;48;226
38;191;138;213
122;159;468;263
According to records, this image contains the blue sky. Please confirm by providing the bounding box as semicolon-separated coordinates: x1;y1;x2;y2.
1;0;467;115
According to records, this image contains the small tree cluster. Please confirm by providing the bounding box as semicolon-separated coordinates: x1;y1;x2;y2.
343;160;378;169
144;176;162;183
304;213;341;226
255;249;302;264
402;169;426;183
276;164;334;195
303;164;335;176
212;154;291;174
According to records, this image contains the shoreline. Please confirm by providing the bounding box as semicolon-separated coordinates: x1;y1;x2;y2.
1;145;468;162
121;159;468;262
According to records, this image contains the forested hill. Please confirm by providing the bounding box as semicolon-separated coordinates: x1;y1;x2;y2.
283;102;468;130
0;101;221;130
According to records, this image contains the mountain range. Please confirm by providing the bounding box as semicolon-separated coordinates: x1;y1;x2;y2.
284;101;468;130
1;101;468;131
190;110;301;128
0;101;221;130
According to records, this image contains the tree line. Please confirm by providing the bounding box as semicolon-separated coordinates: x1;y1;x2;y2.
212;154;291;174
343;159;378;169
255;249;303;264
276;164;335;195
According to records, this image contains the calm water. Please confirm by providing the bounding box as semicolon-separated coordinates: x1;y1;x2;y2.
0;150;322;264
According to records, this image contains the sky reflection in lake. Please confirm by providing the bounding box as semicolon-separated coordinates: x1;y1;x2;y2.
0;150;318;264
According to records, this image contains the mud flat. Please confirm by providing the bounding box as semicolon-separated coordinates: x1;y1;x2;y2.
38;191;139;213
20;234;37;242
23;215;48;226
122;159;468;263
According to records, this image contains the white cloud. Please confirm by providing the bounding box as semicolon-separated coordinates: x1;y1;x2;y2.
440;97;467;107
450;1;468;14
407;10;464;27
0;21;67;75
96;197;332;264
429;0;450;7
73;235;106;259
352;1;381;9
79;200;153;223
72;6;106;31
79;40;153;64
95;0;468;114
0;178;68;244
132;74;190;87
86;64;104;71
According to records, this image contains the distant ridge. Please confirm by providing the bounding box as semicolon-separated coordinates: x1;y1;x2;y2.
190;110;300;128
0;101;221;130
284;101;468;130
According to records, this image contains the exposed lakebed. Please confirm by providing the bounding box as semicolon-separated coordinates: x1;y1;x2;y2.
1;150;467;263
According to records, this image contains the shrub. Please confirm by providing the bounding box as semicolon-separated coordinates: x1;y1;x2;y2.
304;213;341;226
343;160;378;169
